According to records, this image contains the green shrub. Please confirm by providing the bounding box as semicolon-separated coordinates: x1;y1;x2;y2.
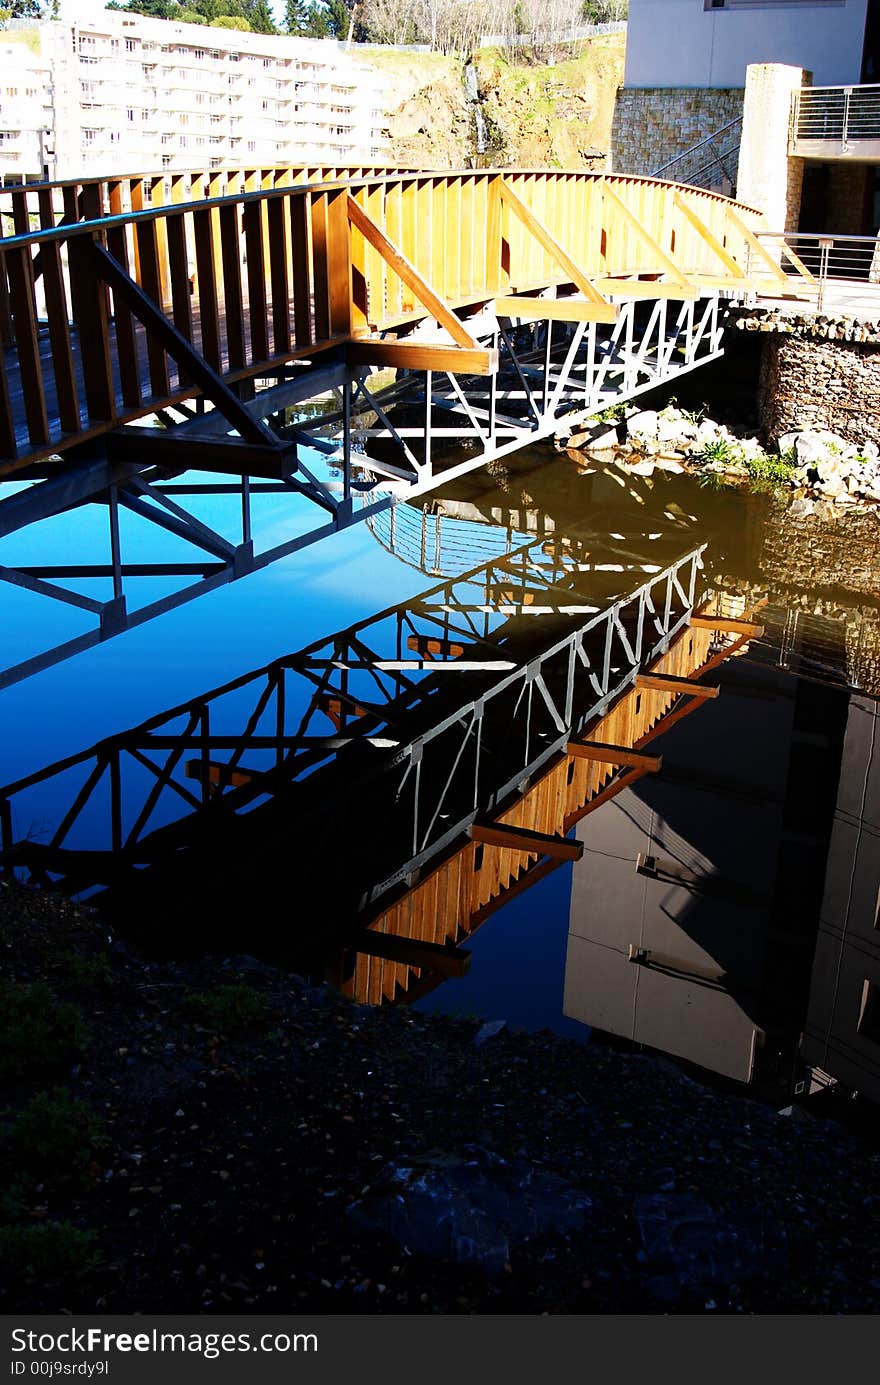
57;950;115;995
185;984;270;1035
0;982;90;1081
0;1222;98;1289
743;451;798;490
3;1089;104;1192
696;436;742;467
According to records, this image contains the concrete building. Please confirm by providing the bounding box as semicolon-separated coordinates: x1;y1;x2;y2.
0;2;385;181
624;0;870;90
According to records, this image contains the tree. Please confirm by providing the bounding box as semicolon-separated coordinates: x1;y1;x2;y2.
1;0;59;16
244;0;277;31
210;13;250;26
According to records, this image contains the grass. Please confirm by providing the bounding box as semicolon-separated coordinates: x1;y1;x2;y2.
185;983;271;1036
0;1222;99;1288
2;1088;104;1203
0;981;90;1082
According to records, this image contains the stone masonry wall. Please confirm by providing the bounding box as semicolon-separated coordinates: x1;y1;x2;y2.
758;334;880;448
610;87;743;176
755;499;880;694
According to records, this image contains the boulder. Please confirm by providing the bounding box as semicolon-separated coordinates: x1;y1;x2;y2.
347;1147;592;1276
627;409;659;441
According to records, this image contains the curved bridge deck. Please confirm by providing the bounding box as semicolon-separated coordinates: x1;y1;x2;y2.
0;166;814;690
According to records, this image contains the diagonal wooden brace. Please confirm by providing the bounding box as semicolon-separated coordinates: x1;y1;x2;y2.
346;193;478;350
601;182;695;294
497;178;617;322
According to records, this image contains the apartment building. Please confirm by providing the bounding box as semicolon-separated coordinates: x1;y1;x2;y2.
0;4;386;181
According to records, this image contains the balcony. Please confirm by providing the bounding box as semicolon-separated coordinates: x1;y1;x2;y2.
791;84;880;161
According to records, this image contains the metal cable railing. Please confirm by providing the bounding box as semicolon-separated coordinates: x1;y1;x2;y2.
754;231;880;313
792;84;880;153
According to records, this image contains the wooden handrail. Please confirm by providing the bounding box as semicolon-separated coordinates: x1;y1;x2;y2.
0;167;768;472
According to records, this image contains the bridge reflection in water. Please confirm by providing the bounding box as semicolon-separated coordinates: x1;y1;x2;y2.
0;519;758;996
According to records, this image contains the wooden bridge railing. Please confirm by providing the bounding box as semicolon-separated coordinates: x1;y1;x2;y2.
0;169;803;472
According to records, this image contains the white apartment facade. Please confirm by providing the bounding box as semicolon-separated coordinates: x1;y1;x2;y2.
0;4;386;182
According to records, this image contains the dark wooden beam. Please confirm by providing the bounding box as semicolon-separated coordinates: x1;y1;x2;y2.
106;428;295;479
469;821;583;861
352;930;471;978
88;240;279;447
347;340;498;375
567;740;662;772
689;615;765;637
635;672;720;699
406;634;469;658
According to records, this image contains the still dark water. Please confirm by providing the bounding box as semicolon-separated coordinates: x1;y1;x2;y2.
2;444;878;1111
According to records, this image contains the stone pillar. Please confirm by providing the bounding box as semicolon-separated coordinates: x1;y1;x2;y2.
736;64;807;232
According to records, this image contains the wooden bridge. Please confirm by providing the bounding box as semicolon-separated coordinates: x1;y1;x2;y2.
0;163;814;689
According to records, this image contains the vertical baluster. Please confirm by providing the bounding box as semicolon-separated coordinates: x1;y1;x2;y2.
166;210;194;386
134;217;170;397
40;231;81;432
6;244;49;447
0;347;17;460
219;200;245;373
289;191;312;348
326;188;351;340
266;193;291;356
310;190;331;342
243;198;268;365
68;232;115;425
192;205;222;372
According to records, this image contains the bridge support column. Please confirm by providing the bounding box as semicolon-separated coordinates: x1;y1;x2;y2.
737;63;807;241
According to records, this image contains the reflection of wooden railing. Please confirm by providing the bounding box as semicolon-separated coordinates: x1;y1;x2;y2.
1;169;779;472
349;608;762;1006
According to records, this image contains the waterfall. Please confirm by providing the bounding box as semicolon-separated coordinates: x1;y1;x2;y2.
463;62;488;161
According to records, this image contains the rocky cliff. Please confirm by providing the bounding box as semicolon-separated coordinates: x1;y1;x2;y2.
363;36;625;169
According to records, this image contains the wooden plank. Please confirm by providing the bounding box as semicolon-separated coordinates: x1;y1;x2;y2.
406;634;468;658
347;341;497;374
5;244;49;445
243;198;269;364
68;235;115;424
219;201;246;371
289;192;312;347
311;190;331;342
326;189;352;338
723;206;789;286
0;351;17;459
105;223;141;410
689;615;765;636
89;241;275;447
347;193;477;350
469;821;583;862
498;178;611;308
354;930;471;979
495;294;617;323
192;206;222;371
134;218;170;397
567;740;662;771
601;181;693;289
590;278;696;301
166;211;194;383
266;194;291;355
673;192;747;280
39;237;80;431
635;672;720;698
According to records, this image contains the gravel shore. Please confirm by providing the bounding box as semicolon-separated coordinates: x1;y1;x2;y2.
1;881;878;1315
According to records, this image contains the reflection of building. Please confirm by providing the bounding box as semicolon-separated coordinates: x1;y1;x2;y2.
0;3;384;181
801;693;880;1101
564;621;852;1097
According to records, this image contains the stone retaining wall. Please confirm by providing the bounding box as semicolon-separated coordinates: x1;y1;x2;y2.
610;87;743;176
725;309;880;448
